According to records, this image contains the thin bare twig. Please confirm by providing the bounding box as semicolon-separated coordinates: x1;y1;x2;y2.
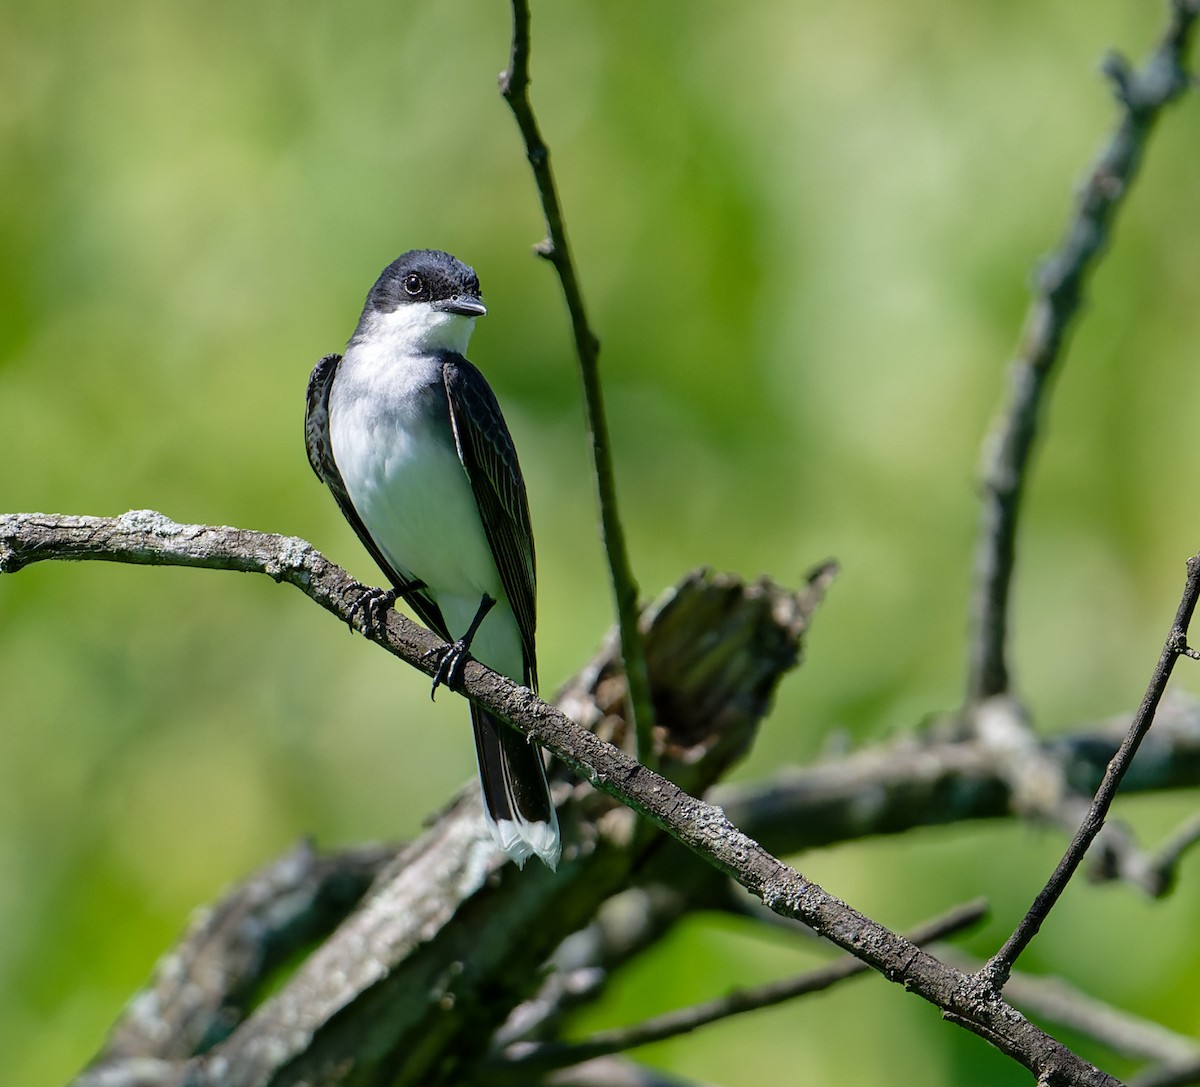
493;900;987;1078
983;552;1200;989
498;0;656;767
967;0;1199;704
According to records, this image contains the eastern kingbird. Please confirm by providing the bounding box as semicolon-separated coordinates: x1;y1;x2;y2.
305;249;560;870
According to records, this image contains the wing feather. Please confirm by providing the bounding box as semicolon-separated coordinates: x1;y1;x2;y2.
442;357;537;689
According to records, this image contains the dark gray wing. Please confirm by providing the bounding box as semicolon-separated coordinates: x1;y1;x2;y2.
305;353;450;640
442;357;537;689
305;354;343;481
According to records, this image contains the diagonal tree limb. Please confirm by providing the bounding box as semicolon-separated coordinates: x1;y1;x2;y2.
4;511;822;1087
967;0;1199;705
1;511;1122;1086
497;683;1200;1075
498;0;657;768
65;681;1200;1085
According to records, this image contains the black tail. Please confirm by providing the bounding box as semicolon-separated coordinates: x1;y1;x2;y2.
470;704;560;869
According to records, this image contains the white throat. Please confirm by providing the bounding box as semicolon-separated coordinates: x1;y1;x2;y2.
361;301;477;356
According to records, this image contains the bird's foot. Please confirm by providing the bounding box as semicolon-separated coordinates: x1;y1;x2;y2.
422;594;494;700
425;638;471;699
347;586;400;638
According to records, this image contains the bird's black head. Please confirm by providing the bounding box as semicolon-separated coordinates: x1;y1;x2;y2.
366;249;485;318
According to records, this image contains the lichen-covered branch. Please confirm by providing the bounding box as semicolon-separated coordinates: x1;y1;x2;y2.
2;511;817;1085
1;511;1126;1086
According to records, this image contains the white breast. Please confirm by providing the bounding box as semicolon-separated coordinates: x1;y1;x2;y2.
327;341;523;678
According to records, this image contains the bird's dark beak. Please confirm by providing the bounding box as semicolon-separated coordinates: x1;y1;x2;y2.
435;296;487;318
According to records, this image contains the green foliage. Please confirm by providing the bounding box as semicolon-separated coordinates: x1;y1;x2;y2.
2;1;1199;1083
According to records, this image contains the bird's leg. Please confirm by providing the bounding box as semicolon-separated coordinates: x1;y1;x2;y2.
428;594;496;698
347;578;427;639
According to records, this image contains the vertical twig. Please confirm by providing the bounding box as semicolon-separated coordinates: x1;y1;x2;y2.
966;0;1199;705
983;553;1200;990
499;0;657;765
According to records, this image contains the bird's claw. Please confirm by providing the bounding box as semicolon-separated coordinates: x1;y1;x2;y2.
347;586;400;638
425;638;471;699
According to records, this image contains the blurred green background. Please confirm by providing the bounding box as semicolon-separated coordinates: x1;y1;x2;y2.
2;1;1199;1083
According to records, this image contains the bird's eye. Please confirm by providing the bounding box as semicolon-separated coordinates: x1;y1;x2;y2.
403;273;423;296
